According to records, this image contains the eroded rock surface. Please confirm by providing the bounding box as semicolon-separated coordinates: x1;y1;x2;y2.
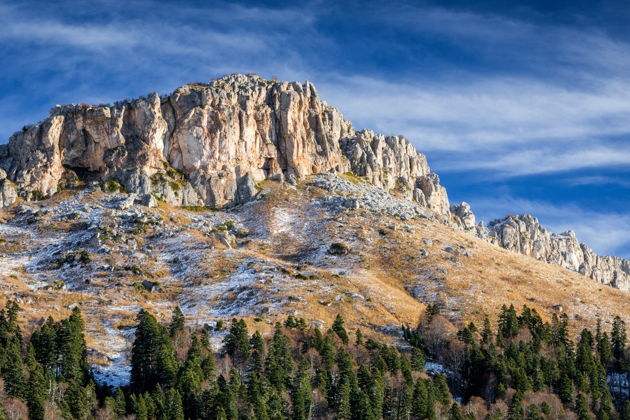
0;74;449;214
477;214;630;291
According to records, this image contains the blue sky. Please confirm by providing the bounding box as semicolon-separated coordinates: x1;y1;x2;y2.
1;0;629;257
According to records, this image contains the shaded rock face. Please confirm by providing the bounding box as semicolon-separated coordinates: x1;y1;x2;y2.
0;167;18;208
477;214;630;291
0;74;449;213
450;202;476;231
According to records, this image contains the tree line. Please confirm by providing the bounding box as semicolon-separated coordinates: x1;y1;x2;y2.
404;303;630;419
0;300;628;419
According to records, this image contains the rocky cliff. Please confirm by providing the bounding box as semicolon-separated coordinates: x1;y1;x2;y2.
0;74;449;215
1;73;628;292
461;213;630;291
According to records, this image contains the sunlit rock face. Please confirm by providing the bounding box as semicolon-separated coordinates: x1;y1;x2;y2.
478;214;630;291
0;74;449;213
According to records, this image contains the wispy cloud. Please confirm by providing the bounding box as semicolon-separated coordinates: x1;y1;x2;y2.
1;0;628;258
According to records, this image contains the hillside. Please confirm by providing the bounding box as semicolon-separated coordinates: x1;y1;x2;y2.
1;172;629;389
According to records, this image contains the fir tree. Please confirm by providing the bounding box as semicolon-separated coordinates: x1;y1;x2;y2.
26;363;47;420
131;309;171;393
448;402;465;420
611;316;626;361
3;339;26;399
165;388;185;420
411;347;425;371
355;328;363;346
224;319;250;365
575;393;591;420
64;379;90;420
481;315;493;345
332;314;349;345
114;387;127;417
169;306;185;337
507;391;524;420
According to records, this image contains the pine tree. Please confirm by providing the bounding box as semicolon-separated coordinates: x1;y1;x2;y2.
355;329;363;346
508;391;524;420
112;387;126;417
57;307;89;382
558;373;574;405
434;374;451;406
597;332;613;365
292;359;313;420
499;304;519;338
26;363;47;420
131;309;171;392
224;319;250;365
166;388;185;420
3;339;26;399
411;347;425;371
169;306;185;337
611;316;626;361
332;314;349;345
482;315;493;345
132;393;148;420
448;403;465;420
64;379;89;420
30;316;57;373
158;342;179;388
411;378;429;419
575;393;591;420
526;404;544;420
335;377;352;419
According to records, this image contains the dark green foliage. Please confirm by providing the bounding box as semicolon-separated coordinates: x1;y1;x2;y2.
169;306;185;337
405;304;630;420
611;316;627;362
0;302;94;420
0;300;626;420
224;318;250;365
449;402;465;420
131;309;176;393
332;314;349;344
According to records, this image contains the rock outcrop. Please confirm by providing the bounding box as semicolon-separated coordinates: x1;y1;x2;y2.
0;74;450;215
472;214;630;291
0;168;18;208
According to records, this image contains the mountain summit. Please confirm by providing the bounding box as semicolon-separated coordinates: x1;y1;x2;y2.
0;74;628;290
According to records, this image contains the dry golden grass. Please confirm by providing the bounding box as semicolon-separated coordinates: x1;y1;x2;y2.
1;178;629;361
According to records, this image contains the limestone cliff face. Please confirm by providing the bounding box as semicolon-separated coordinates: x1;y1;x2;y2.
0;74;449;214
472;214;630;291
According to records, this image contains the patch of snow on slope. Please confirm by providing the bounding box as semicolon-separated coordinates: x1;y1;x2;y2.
90;319;134;388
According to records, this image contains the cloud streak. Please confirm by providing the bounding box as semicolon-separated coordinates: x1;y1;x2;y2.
0;0;628;257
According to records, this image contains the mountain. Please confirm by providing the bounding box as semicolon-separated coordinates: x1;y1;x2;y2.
1;74;628;290
0;74;629;388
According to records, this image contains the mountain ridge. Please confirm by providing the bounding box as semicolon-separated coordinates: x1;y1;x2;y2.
0;73;628;290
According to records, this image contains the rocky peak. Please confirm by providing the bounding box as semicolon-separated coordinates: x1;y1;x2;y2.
478;214;630;291
0;74;450;216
